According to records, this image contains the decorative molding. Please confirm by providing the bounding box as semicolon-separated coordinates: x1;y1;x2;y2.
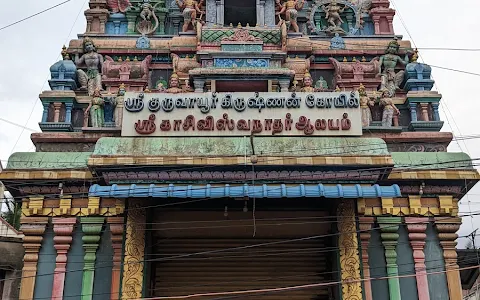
19;217;49;300
0;170;93;180
377;217;402;300
103;170;383;184
359;217;375;300
21;196;125;217
337;200;363;300
121;200;146;299
405;218;430;300
387;143;448;152
18;185;89;196
400;185;463;196
221;29;263;42
435;217;463;300
357;196;459;217
107;217;124;300
388;170;480;180
52;218;77;299
89;155;394;167
80;217;105;300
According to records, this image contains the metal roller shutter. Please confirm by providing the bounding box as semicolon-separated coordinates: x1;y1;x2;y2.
149;211;335;300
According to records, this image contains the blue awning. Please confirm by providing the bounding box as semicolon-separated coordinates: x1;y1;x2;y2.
89;184;401;199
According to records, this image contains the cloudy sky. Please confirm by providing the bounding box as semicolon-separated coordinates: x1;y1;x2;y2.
1;0;480;246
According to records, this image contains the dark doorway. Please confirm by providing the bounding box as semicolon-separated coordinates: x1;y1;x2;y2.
224;0;256;27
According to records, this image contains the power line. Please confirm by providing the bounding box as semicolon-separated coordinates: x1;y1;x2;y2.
0;118;39;132
20;256;480;299
1;213;476;286
7;0;88;156
429;65;480;77
2;157;478;203
0;1;73;32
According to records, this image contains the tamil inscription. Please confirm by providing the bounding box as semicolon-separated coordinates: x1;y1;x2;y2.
121;91;362;136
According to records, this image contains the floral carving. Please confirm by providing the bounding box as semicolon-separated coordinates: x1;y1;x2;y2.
121;200;146;299
222;29;262;42
337;200;362;300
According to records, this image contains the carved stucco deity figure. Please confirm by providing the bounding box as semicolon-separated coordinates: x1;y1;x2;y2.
136;0;160;35
76;38;103;96
379;89;400;127
165;73;183;93
113;83;126;127
276;0;305;33
140;0;155;21
322;0;346;34
89;89;105;128
107;0;131;13
315;76;329;91
378;38;410;96
359;0;372;14
358;83;374;127
176;0;204;32
275;0;283;25
300;71;315;92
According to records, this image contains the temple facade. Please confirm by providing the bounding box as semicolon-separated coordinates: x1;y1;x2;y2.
1;0;479;299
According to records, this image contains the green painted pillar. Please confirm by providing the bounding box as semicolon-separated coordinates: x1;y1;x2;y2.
126;12;138;34
80;217;104;300
377;217;402;300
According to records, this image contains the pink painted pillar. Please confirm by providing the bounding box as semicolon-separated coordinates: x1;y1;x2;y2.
107;217;124;300
52;218;77;300
359;217;375;300
406;217;430;300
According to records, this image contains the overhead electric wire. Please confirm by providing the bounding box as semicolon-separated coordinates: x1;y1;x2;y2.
22;257;480;300
0;0;73;32
1;141;477;183
2;213;478;285
2;157;478;205
7;0;88;156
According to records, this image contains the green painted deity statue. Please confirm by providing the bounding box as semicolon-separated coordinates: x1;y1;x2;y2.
76;38;103;96
90;90;105;128
378;38;410;96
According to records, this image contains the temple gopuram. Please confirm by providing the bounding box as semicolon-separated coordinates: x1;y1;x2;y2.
1;0;479;299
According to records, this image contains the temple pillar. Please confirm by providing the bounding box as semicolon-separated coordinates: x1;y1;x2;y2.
359;217;375;300
193;78;206;92
52;218;76;300
406;217;430;300
121;200;146;300
53;102;62;123
436;217;463;300
42;103;50;122
107;217;124;300
278;79;290;92
215;0;225;26
409;102;418;122
126;13;137;33
372;16;380;34
80;217;105;300
378;217;402;300
431;103;440;121
256;0;266;26
65;102;74;123
337;200;362;300
420;103;429;121
19;217;49;300
387;16;394;33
